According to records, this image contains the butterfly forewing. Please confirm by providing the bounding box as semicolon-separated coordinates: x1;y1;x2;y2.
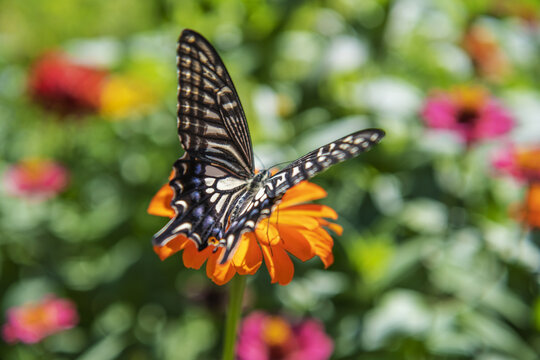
177;30;254;177
153;29;385;265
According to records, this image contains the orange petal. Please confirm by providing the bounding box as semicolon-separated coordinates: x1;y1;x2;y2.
207;249;237;285
278;224;315;261
277;204;338;220
279;181;327;207
153;234;190;260
318;219;344;236
233;232;263;274
147;182;175;218
273;215;321;230
255;222;281;246
295;227;334;268
260;243;294;285
522;184;540;227
182;242;212;269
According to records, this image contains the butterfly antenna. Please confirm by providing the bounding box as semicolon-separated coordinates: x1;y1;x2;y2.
254;153;266;171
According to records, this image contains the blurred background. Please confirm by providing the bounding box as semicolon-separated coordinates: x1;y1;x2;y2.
1;0;540;359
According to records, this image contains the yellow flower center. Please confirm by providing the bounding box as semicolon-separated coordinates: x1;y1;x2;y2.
451;86;487;117
20;306;51;328
21;160;47;183
516;149;540;172
262;317;292;346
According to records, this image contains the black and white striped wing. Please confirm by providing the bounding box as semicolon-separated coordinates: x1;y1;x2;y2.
177;29;254;178
219;129;385;262
153;29;256;251
266;129;385;197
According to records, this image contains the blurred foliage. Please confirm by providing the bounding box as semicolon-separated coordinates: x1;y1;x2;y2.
1;0;540;359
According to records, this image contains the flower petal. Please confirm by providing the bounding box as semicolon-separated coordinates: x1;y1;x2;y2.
153;234;190;260
182;242;212;269
233;233;263;274
296;228;334;268
318;219;343;236
147;183;175;218
207;250;237;285
255;222;281;246
277;204;338;220
279;181;327;207
260;243;294;285
278;224;316;261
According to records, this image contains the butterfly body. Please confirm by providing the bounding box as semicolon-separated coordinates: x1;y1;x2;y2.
153;29;385;263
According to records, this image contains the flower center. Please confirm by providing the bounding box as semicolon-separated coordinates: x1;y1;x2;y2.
262;317;292;346
20;306;51;328
517;149;540;172
456;107;479;124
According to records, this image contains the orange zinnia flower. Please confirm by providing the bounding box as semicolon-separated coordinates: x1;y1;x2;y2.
148;177;342;285
520;184;540;228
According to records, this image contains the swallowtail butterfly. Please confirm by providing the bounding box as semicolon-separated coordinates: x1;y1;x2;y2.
153;29;385;263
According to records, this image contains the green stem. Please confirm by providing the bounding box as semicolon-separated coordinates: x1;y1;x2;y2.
222;275;246;360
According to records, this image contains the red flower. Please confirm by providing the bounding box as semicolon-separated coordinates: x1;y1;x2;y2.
2;295;78;344
28;52;108;115
421;86;514;145
236;312;333;360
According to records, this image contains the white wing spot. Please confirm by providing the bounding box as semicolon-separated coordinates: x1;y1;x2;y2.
255;188;265;201
174;222;192;233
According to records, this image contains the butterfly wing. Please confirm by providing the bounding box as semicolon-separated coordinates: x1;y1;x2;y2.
177;29;254;177
219;129;385;263
152;158;249;249
266;128;385;197
153;29;255;250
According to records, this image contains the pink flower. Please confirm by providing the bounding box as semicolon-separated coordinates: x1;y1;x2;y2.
2;295;78;344
28;52;108;116
2;159;69;199
421;86;514;145
236;312;333;360
492;145;540;182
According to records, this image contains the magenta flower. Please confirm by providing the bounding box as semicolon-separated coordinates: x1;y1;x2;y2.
492;145;540;182
421;86;514;145
236;312;333;360
2;295;78;344
2;159;69;199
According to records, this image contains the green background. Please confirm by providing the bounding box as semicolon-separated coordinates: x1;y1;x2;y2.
1;0;539;359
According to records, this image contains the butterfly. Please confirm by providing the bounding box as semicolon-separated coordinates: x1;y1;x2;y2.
153;29;385;264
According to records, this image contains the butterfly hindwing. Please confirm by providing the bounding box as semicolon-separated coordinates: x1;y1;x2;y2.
152;156;249;250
